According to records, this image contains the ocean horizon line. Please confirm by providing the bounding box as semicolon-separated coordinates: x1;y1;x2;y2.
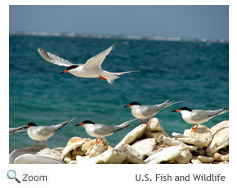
9;31;228;43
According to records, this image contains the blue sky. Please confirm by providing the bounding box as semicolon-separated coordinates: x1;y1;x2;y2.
9;5;229;40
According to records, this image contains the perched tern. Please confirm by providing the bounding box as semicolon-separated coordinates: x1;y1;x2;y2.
37;45;135;85
75;119;136;144
9;125;27;135
26;119;73;146
124;100;179;124
172;107;228;132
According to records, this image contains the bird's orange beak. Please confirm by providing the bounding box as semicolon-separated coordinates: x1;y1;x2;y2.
172;109;180;112
60;70;68;74
75;123;84;127
123;104;131;108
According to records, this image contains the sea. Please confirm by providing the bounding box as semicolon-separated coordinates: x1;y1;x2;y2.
9;33;229;152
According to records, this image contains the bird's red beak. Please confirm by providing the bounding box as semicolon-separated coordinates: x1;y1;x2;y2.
123;105;131;108
60;70;68;74
79;123;84;126
172;109;180;112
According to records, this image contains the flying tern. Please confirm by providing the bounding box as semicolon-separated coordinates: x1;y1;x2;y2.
75;119;136;144
37;45;135;85
172;107;228;132
124;100;179;124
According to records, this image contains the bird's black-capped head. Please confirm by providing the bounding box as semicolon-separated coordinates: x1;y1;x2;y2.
75;120;95;126
60;65;79;74
123;102;141;108
172;107;192;112
27;122;37;128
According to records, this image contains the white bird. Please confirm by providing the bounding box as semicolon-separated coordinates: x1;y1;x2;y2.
37;45;136;85
75;119;136;144
9;125;27;135
124;100;179;124
26;119;73;146
172;107;228;132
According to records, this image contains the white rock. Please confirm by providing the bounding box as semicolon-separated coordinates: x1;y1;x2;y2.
174;125;212;149
95;148;126;164
191;159;202;164
210;120;229;135
9;146;47;164
177;137;208;149
197;156;214;163
76;149;127;164
86;144;107;158
213;152;229;162
35;148;62;161
146;118;169;136
115;124;147;149
163;137;198;151
145;146;180;164
14;154;64;164
183;125;212;148
132;138;156;158
172;132;185;138
206;121;229;156
174;145;193;164
145;131;166;143
117;145;145;164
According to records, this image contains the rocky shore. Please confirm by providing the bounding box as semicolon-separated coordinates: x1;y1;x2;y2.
9;118;229;164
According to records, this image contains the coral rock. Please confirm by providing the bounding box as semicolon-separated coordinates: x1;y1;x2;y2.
145;146;180;164
115;124;147;149
132;138;156;158
206;121;229;156
117;145;145;164
197;156;214;163
146;118;169;136
213;152;229;162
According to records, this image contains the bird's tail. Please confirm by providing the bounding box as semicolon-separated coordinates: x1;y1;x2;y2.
102;71;138;85
54;118;74;132
156;100;181;112
211;107;229;117
113;119;137;132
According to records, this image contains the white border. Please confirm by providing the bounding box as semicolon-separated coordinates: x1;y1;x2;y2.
3;1;236;188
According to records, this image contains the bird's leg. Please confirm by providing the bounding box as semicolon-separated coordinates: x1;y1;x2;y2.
36;140;39;146
145;119;150;124
140;119;143;124
44;140;46;145
96;138;103;145
99;75;107;81
191;124;198;132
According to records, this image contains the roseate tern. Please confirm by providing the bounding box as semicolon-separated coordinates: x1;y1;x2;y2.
172;107;228;132
37;45;136;85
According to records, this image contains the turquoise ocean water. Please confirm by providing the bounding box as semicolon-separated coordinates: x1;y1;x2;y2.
9;34;229;152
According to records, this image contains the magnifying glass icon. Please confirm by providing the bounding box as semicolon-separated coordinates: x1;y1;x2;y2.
7;170;21;183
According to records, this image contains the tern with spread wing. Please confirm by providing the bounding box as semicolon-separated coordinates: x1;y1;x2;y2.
37;45;135;85
124;100;179;124
172;107;228;132
26;119;73;145
75;119;136;144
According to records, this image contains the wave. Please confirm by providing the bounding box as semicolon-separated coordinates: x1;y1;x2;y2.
9;31;228;43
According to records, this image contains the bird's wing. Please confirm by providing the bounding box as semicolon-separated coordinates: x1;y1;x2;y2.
37;48;75;67
93;124;114;136
35;126;55;137
83;45;114;69
191;110;213;121
9;126;27;135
